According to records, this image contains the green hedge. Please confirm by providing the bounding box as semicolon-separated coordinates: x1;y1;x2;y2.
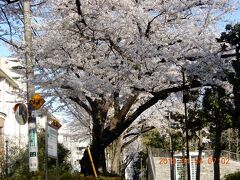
224;171;240;180
3;172;123;180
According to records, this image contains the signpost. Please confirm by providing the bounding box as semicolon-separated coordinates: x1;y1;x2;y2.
29;123;38;171
47;124;58;158
13;93;45;172
45;119;61;180
29;94;45;110
27;93;45;172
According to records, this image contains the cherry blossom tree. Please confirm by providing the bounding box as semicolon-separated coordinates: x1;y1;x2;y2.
29;0;238;174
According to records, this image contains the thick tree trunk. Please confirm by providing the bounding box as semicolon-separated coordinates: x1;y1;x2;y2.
110;135;123;175
213;129;222;180
80;98;108;176
80;142;106;176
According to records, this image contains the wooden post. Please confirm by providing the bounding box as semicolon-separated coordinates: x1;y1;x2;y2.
87;147;98;178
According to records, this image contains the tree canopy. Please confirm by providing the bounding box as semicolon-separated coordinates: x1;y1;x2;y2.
1;0;240;175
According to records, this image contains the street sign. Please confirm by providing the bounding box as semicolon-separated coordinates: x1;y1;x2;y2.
31;110;42;118
47;124;58;158
28;123;38;171
29;93;45;110
13;103;28;125
51;119;62;129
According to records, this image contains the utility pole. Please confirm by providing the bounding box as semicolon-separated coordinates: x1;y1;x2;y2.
168;112;174;180
182;70;191;180
23;0;39;172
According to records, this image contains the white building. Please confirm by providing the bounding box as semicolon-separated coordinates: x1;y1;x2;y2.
0;56;90;172
0;57;28;151
58;123;90;172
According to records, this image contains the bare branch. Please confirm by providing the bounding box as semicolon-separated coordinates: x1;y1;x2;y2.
75;0;87;26
103;81;201;147
123;126;155;139
122;125;155;150
69;96;92;114
0;7;13;42
145;13;162;38
4;0;19;4
0;37;21;49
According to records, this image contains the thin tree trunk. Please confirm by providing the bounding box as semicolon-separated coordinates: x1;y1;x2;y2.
196;131;203;180
213;130;222;180
196;147;203;180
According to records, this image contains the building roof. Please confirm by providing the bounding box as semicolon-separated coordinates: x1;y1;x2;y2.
0;68;19;88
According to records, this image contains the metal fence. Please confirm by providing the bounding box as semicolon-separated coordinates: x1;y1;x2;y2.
150;148;240;162
221;150;240;161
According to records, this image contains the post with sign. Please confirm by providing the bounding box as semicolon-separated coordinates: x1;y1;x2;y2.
23;0;39;172
28;93;45;172
45;119;61;179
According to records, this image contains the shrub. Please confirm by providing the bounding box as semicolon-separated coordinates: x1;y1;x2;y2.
224;171;240;180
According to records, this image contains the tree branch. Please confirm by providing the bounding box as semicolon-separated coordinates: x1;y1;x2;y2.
0;37;21;49
123;126;155;139
5;0;19;4
122;126;155;150
0;7;13;42
103;81;201;147
69;96;92;114
145;13;162;38
221;53;236;58
109;92;139;130
75;0;87;26
105;35;134;64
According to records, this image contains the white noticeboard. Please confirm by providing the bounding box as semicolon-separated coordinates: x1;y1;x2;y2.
47;124;58;158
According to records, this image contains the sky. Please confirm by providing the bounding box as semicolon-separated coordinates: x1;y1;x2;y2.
0;42;12;57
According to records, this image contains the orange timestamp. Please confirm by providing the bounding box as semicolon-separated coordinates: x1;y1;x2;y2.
159;157;230;165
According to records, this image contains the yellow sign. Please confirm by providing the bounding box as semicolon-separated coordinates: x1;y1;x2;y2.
29;94;45;110
51;119;62;129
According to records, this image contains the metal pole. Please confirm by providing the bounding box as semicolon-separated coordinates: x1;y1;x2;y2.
19;125;21;150
168;112;174;180
45;118;48;180
182;70;191;180
23;0;39;172
56;131;59;180
5;140;8;176
56;155;59;180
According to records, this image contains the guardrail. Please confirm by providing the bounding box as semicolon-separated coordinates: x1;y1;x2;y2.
150;148;240;162
221;150;240;161
203;150;240;161
150;148;171;157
